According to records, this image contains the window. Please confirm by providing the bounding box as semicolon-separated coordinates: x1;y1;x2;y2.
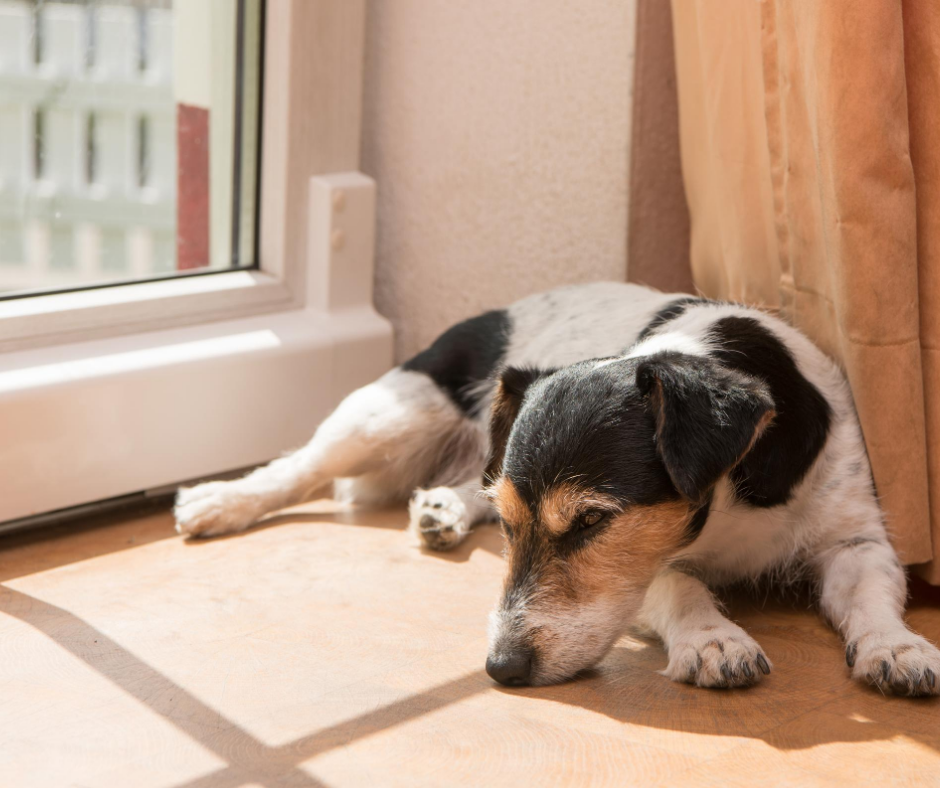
0;0;263;297
0;0;392;530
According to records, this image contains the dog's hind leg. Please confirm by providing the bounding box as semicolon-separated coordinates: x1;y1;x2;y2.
408;479;497;551
174;368;486;538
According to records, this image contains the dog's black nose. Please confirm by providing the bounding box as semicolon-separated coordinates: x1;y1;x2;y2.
486;649;533;686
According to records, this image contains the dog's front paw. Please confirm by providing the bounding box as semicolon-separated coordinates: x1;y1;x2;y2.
664;625;771;689
174;481;257;538
408;487;470;551
846;631;940;696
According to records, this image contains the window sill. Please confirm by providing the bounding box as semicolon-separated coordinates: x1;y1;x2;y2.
0;303;393;524
0;270;298;353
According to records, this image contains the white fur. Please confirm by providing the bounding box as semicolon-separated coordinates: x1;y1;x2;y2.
176;368;485;537
408;480;496;551
624;300;936;694
638;570;771;687
174;282;939;695
503;282;679;369
488;594;628;685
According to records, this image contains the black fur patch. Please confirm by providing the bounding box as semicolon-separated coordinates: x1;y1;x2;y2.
686;497;712;541
636;297;712;342
503;359;681;513
636;352;775;503
402;309;511;414
555;515;617;558
837;536;883;550
484;366;557;485
708;316;832;508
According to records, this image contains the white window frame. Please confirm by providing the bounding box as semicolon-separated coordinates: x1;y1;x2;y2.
0;0;393;525
1;0;361;352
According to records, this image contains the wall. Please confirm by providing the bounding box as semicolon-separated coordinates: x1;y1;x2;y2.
362;0;638;361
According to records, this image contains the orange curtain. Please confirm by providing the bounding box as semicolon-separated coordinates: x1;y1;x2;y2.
670;0;940;580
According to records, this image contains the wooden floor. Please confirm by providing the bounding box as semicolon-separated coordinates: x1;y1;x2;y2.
1;502;940;788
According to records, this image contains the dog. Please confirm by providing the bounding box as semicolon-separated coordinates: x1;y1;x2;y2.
174;282;940;696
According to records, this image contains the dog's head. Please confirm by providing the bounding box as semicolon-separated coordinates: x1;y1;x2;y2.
483;352;775;686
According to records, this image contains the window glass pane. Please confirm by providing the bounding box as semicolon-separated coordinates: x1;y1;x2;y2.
0;0;263;297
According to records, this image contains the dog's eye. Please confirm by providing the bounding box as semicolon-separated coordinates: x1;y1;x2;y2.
575;510;608;530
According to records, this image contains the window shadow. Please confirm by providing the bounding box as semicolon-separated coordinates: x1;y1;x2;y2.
0;584;490;788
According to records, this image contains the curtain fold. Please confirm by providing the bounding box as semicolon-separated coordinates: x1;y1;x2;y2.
670;0;940;579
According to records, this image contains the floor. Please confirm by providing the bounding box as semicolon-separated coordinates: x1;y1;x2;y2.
1;502;939;788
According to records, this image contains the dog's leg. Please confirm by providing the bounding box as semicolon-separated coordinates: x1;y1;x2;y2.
175;369;484;538
408;479;496;551
638;569;771;688
814;534;940;696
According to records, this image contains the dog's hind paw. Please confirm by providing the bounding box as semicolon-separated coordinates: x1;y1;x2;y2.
174;481;258;538
408;487;471;551
663;625;771;689
847;631;940;696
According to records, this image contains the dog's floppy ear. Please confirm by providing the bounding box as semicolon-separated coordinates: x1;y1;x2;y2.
483;366;554;484
636;352;776;503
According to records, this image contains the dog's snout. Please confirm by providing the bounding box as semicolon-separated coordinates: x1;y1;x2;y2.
486;648;533;686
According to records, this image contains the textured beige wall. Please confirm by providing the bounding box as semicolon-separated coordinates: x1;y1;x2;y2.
362;1;638;362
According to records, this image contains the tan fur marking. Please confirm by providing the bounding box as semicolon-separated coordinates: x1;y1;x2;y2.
522;499;694;657
567;500;691;600
484;378;527;483
648;377;666;442
539;483;621;536
529;501;690;611
738;408;777;463
492;477;530;530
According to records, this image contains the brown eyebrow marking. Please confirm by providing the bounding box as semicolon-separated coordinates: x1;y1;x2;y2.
490;476;531;530
539;483;621;536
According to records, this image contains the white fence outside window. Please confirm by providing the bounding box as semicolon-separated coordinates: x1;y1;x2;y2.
0;0;176;294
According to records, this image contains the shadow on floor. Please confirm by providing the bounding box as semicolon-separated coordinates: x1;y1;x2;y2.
0;584;490;788
186;507;506;563
1;578;938;788
506;587;940;755
3;502;939;787
0;498;502;590
0;502;176;584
